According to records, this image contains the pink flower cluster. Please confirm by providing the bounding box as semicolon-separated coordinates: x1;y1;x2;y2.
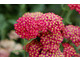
40;31;63;45
14;17;39;40
14;12;80;57
62;43;80;57
14;12;64;40
62;25;80;47
25;39;64;57
68;4;80;14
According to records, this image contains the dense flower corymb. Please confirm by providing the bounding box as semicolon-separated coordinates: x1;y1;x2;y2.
14;12;80;57
62;25;80;47
68;4;80;14
62;43;80;57
25;39;64;57
14;17;39;40
22;12;43;20
40;31;63;45
38;13;64;32
14;12;64;40
14;12;65;57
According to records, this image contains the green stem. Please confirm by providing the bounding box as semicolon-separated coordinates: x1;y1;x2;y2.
19;4;26;17
65;10;73;20
61;10;65;17
63;10;73;25
61;4;65;17
1;29;5;40
24;38;26;57
61;4;73;25
26;38;36;45
23;38;36;57
61;4;65;11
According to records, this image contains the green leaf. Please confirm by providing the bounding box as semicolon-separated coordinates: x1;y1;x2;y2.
74;15;80;26
61;4;70;11
8;19;17;25
0;14;8;39
10;52;23;57
62;38;68;43
62;10;73;25
5;4;11;11
11;49;29;57
25;38;36;45
62;18;72;25
46;4;62;15
60;43;64;52
26;52;29;57
70;43;79;53
30;4;45;12
0;14;5;28
1;22;8;39
19;4;26;17
19;4;26;10
12;50;25;53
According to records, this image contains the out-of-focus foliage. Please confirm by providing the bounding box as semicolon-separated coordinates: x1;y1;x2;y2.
0;4;80;57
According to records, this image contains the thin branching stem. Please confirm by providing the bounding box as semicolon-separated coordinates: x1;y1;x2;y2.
24;38;26;57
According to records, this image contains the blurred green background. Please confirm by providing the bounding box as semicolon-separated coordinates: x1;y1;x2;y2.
0;4;80;57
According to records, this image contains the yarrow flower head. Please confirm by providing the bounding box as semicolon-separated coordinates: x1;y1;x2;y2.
22;12;43;20
68;4;80;14
38;13;64;32
14;12;64;40
62;43;80;57
24;39;64;57
14;12;80;57
40;31;63;45
62;25;80;47
14;17;39;40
